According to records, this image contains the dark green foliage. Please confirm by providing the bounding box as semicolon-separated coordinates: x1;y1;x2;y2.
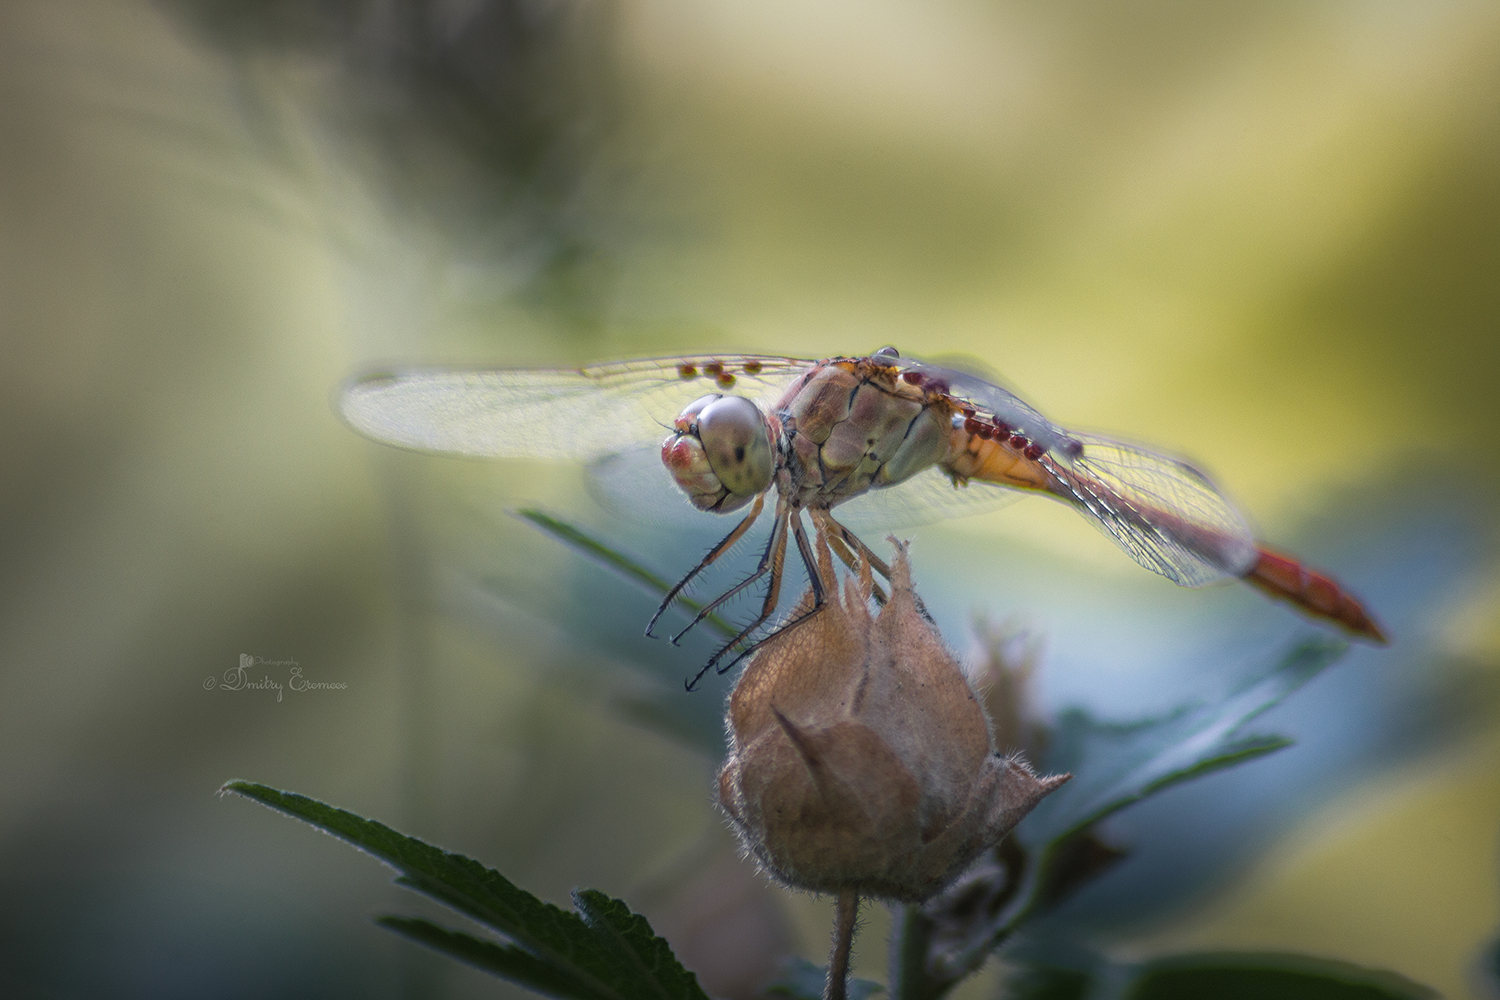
1023;636;1346;850
221;781;710;1000
890;636;1353;1000
1000;952;1438;1000
1000;966;1091;1000
1013;637;1347;923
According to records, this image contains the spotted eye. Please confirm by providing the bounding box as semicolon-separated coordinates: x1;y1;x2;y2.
696;396;773;499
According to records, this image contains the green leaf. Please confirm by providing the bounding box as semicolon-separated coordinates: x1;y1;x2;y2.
1000;953;1438;1000
765;955;886;1000
998;965;1091;1000
573;890;713;1000
377;916;602;1000
514;508;737;638
1023;637;1347;850
1006;636;1347;923
908;638;1351;996
221;781;711;1000
1125;952;1440;1000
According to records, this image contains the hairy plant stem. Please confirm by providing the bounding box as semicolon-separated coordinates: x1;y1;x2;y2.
825;890;860;1000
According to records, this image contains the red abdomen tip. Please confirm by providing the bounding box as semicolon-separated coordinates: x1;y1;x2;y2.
1242;545;1388;644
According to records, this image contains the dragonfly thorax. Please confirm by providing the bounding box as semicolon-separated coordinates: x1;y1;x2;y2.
661;394;775;513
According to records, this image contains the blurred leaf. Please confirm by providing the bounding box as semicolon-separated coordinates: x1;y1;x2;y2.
1124;952;1440;1000
1026;830;1128;913
998;965;1091;1000
766;956;885;1000
515;508;737;638
222;781;710;1000
1000;953;1437;1000
897;638;1349;998
1011;637;1347;922
1024;637;1347;847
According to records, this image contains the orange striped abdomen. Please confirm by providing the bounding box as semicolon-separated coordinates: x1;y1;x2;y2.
941;422;1060;495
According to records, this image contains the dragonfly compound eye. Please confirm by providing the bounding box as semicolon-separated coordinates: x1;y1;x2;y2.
696;395;773;500
673;393;724;433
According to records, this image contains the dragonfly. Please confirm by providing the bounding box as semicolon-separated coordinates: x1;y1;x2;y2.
340;347;1386;688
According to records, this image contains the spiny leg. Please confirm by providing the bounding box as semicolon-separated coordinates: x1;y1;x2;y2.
699;597;824;686
646;492;766;638
672;498;788;645
697;504;832;687
686;510;791;690
695;513;841;687
788;507;829;607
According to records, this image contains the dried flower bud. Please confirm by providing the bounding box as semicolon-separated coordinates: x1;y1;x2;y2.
970;616;1050;764
717;539;1068;903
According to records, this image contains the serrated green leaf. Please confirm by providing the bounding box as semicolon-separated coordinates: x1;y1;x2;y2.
377;916;602;1000
573;890;713;1000
221;782;711;1000
765;955;886;1000
1125;951;1440;1000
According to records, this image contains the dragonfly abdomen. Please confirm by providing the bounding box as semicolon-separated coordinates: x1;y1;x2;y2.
941;419;1059;495
1242;546;1388;643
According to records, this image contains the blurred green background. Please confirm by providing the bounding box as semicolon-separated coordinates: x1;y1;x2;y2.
1;1;1498;998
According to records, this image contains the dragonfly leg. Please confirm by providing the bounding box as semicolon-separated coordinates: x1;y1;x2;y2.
819;509;893;584
824;532;885;604
700;513;835;682
692;509;834;689
788;507;829;608
646;492;766;638
817;509;941;623
696;596;825;688
671;498;788;645
686;511;791;690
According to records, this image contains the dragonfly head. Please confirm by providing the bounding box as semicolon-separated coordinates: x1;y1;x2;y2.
661;394;774;512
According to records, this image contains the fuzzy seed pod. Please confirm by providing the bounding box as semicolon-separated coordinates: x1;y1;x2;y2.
717;539;1068;903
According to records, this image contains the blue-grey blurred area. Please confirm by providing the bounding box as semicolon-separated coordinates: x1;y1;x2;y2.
1;1;1499;999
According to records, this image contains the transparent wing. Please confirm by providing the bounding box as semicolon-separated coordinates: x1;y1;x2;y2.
585;446;707;525
339;355;814;461
833;466;1025;531
899;357;1076;454
1042;433;1257;586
